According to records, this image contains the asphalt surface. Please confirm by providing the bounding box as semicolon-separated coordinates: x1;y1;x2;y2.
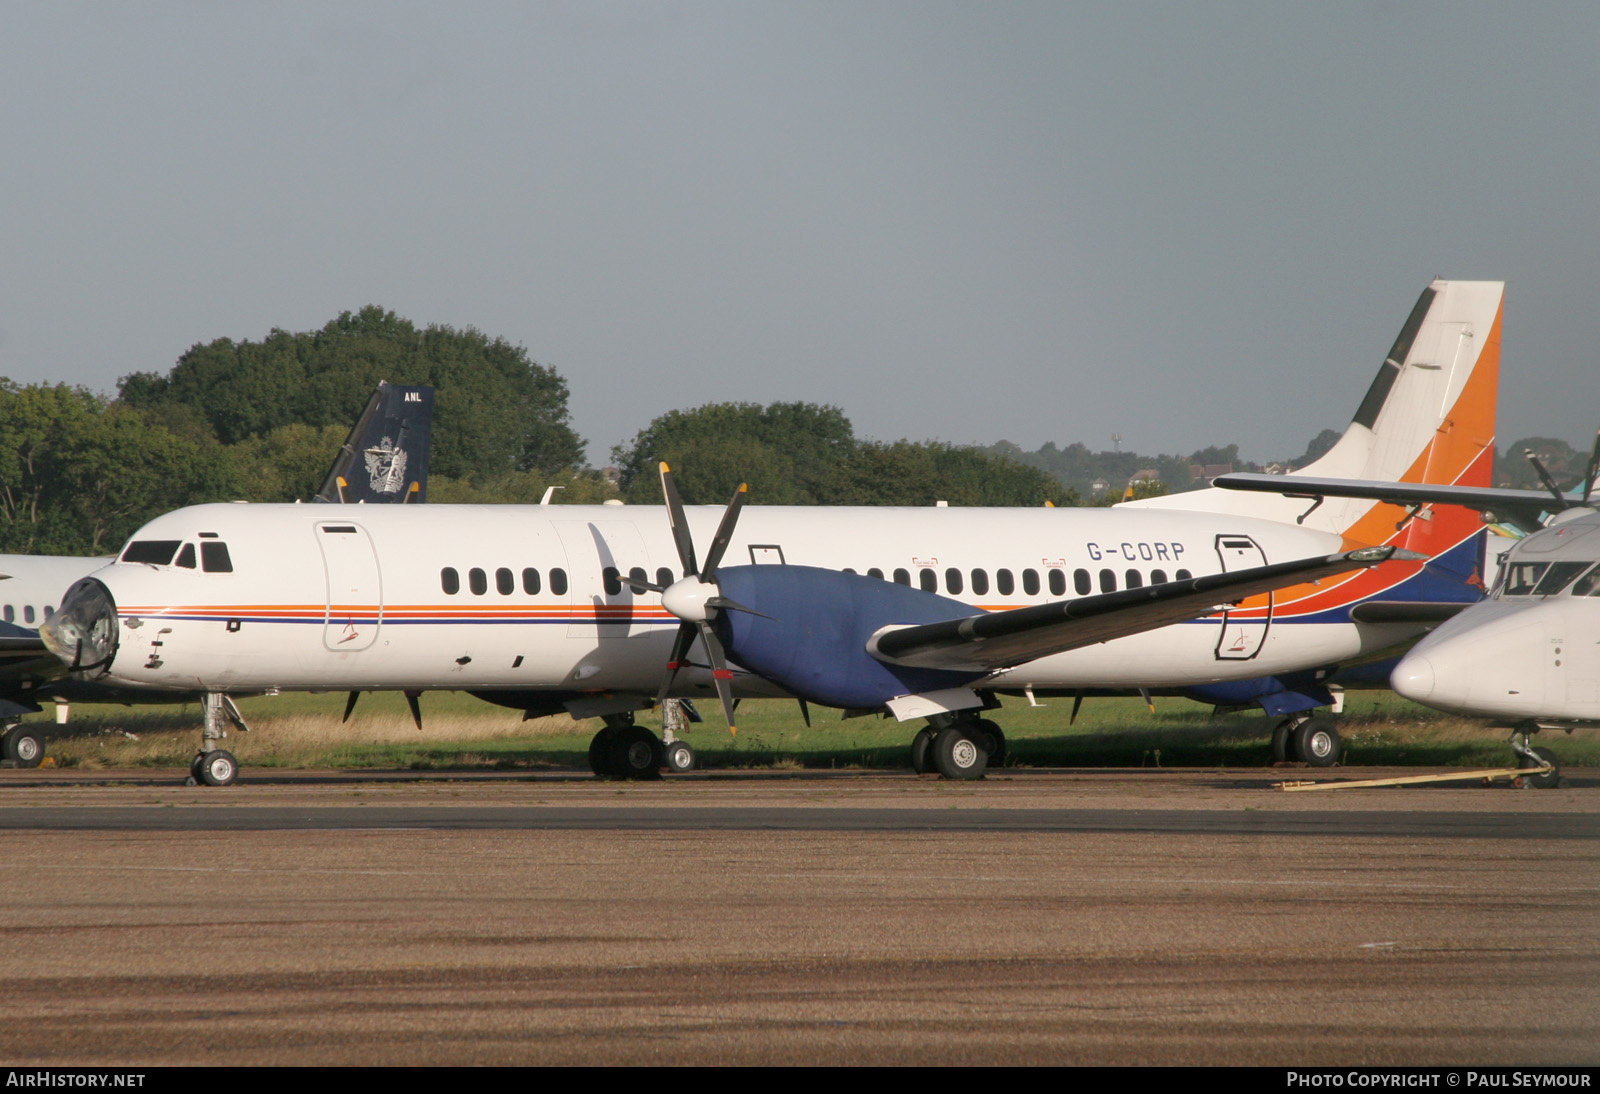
1;766;1596;1066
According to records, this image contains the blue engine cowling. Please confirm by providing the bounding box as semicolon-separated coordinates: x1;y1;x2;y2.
713;565;987;709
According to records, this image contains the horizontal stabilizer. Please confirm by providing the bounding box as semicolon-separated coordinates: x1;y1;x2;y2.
870;547;1407;672
1214;472;1551;532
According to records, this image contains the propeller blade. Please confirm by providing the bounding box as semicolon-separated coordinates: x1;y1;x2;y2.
655;622;698;704
700;483;748;582
616;571;665;594
1584;428;1600;505
659;462;699;577
1524;450;1572;510
696;620;739;735
704;595;775;621
797;698;811;727
342;690;360;723
1070;691;1084;725
404;690;423;731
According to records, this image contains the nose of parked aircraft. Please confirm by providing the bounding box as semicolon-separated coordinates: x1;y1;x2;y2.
1390;654;1435;701
39;578;119;676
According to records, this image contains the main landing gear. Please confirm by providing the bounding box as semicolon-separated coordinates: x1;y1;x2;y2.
0;724;44;769
910;713;1006;780
1270;711;1342;767
185;692;250;787
588;712;683;780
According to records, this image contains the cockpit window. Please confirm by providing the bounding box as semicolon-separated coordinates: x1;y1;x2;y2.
1572;565;1600;597
201;542;233;573
121;540;181;565
1502;561;1550;596
1532;561;1591;596
175;544;197;569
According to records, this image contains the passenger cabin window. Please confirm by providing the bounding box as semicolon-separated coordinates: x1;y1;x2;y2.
602;567;622;596
496;567;514;595
522;568;541;595
919;569;937;593
2;606;11;623
201;543;233;573
1175;569;1192;581
996;569;1014;595
24;606;35;624
121;540;181;565
629;567;648;592
868;568;885;580
1151;569;1168;585
893;568;911;586
656;568;674;588
469;567;488;595
442;568;460;595
1048;570;1066;596
1125;569;1143;589
1099;569;1117;593
970;569;989;596
1023;569;1040;596
1074;569;1091;595
550;568;568;595
175;544;197;569
945;568;964;595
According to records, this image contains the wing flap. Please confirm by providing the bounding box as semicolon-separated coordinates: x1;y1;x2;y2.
869;547;1404;671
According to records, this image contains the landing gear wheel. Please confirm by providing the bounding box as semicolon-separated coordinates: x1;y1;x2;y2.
2;727;44;769
664;740;695;773
197;750;238;787
933;726;987;781
1292;715;1341;767
909;727;937;774
1270;718;1293;763
1518;746;1561;790
588;726;619;777
975;719;1006;767
606;725;662;780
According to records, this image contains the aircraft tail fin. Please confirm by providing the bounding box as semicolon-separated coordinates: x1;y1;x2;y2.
1126;279;1503;549
313;381;435;504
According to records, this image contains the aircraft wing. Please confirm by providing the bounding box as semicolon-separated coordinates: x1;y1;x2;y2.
869;547;1406;672
1213;472;1551;531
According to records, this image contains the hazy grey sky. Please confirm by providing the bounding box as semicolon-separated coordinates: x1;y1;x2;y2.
4;2;1597;465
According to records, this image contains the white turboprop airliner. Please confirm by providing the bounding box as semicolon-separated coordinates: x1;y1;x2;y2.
39;280;1506;786
0;382;434;769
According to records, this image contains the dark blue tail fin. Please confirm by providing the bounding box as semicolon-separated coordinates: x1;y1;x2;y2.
314;382;434;504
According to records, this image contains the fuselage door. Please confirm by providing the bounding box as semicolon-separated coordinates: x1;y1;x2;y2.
316;522;381;651
1213;533;1270;660
554;520;652;639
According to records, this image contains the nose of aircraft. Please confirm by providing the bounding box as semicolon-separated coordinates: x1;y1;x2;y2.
1390;654;1435;701
40;578;119;675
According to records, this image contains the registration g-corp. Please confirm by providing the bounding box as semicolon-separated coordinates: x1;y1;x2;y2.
1085;541;1186;563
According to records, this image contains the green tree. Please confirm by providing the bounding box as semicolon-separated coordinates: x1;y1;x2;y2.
612;402;856;504
0;381;238;555
119;306;585;479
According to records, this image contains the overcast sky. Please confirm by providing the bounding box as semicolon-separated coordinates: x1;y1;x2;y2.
3;2;1597;466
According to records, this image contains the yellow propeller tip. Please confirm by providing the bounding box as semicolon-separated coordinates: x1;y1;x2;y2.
737;483;748;493
729;726;738;737
659;461;671;473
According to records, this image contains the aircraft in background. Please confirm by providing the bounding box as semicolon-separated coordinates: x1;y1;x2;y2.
38;281;1500;785
0;381;433;769
1216;431;1600;787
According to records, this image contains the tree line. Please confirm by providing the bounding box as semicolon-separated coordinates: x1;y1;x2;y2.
3;306;1581;556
